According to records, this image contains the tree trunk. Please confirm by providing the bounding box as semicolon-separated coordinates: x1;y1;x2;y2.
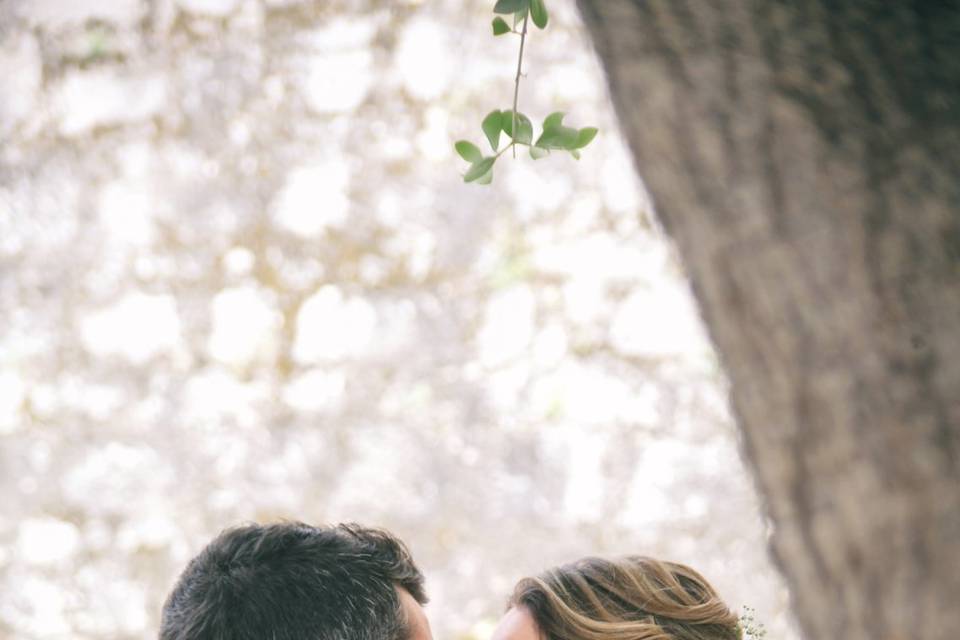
575;2;960;639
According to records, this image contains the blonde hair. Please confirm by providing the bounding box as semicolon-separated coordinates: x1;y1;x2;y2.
509;556;741;640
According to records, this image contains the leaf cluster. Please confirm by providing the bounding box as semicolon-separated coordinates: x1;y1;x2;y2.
491;0;548;35
456;110;597;183
456;0;599;185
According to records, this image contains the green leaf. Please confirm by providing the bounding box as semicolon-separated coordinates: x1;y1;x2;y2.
536;125;579;149
515;117;533;145
475;166;494;185
529;0;548;28
493;0;527;14
529;145;549;160
502;110;533;145
574;126;598;148
481;110;502;151
455;140;483;163
569;149;581;160
491;16;510;35
464;157;496;183
543;111;565;131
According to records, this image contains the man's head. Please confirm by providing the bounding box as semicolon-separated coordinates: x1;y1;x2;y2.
160;522;432;640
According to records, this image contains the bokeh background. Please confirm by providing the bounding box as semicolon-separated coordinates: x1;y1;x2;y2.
0;0;799;638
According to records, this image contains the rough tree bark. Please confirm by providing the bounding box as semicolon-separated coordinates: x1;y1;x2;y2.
575;2;960;639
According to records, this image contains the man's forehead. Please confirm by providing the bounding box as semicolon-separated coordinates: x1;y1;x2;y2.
396;587;432;640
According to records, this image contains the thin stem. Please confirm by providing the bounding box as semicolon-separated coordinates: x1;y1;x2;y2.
511;11;529;159
494;138;538;162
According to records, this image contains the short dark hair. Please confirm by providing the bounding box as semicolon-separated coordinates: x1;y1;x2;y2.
160;522;427;640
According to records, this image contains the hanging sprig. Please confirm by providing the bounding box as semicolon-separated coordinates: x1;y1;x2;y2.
455;0;599;184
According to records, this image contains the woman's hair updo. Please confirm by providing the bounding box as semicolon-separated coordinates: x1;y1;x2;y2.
509;556;741;640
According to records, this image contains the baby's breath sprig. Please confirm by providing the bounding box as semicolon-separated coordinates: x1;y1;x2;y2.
739;606;768;640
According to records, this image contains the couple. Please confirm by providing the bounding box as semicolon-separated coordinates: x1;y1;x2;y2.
160;522;741;640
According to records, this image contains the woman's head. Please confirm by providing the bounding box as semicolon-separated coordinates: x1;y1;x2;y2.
497;556;740;640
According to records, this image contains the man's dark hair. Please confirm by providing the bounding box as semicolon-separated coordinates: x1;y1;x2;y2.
160;522;427;640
